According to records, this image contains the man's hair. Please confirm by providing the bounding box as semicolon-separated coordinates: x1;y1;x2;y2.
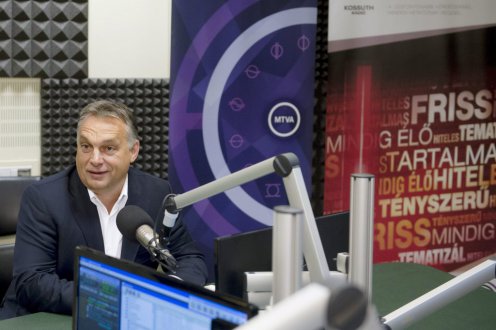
77;100;140;149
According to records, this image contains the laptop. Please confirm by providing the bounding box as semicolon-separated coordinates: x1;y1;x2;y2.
73;245;258;330
214;211;349;299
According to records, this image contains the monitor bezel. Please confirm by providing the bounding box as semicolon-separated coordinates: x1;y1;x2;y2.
72;245;258;329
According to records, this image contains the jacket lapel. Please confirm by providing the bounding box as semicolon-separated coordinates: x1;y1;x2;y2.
69;167;145;262
120;168;142;261
68;167;105;251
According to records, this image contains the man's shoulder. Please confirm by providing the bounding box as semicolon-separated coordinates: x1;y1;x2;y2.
127;167;172;203
19;167;76;207
36;166;74;186
129;167;168;184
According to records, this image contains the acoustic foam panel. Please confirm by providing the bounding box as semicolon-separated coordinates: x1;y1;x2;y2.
41;78;170;179
310;0;329;215
0;0;88;78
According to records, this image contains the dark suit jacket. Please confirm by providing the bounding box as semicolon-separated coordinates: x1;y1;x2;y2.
0;166;208;319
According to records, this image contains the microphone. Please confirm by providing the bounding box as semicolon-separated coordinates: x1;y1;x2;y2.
157;194;179;247
117;205;177;272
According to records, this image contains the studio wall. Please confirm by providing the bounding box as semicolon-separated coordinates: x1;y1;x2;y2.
0;0;171;178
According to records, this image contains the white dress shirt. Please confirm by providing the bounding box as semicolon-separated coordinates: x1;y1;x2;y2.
88;176;129;258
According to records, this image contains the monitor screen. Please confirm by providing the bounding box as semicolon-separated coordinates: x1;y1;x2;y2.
214;211;349;299
73;246;257;330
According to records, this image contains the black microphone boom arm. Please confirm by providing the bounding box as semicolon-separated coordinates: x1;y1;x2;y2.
164;152;331;286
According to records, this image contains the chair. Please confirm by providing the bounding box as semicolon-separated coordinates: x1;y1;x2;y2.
0;176;40;299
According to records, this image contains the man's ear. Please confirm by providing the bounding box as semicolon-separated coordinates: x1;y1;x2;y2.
130;140;140;163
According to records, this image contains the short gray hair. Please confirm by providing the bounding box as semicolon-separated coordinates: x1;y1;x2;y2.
77;100;140;149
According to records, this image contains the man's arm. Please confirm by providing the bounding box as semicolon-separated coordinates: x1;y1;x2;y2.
166;215;209;285
12;185;73;315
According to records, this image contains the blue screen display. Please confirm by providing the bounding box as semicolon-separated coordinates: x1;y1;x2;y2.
76;256;250;330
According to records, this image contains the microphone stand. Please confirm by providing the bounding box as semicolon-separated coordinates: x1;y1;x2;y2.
164;153;331;286
135;221;177;273
148;243;177;273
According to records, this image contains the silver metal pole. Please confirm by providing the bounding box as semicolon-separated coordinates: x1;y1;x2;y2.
349;173;375;301
236;283;331;330
383;258;496;329
283;167;331;286
170;153;299;211
272;206;303;304
236;283;383;330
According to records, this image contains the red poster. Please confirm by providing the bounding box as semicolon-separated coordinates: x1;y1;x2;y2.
325;27;496;272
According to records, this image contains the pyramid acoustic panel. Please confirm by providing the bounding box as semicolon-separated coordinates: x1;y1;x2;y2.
0;0;88;78
41;79;170;179
311;0;329;215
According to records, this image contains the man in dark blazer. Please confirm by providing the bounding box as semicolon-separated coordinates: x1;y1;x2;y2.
0;100;208;319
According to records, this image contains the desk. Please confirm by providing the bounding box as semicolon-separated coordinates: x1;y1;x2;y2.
0;312;70;330
373;262;496;329
0;262;494;329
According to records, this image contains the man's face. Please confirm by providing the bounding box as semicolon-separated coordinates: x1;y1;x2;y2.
76;115;139;198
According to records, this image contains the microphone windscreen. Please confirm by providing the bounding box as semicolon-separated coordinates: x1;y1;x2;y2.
117;205;154;242
327;285;367;330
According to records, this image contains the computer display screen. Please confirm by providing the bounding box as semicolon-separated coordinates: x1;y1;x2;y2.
214;211;349;299
73;246;257;330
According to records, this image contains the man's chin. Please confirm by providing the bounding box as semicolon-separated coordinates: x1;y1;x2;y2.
86;179;109;192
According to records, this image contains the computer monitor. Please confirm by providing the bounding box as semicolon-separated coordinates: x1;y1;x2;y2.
73;245;258;330
214;211;349;299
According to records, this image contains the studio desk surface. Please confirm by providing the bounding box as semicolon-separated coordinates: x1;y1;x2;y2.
0;262;494;330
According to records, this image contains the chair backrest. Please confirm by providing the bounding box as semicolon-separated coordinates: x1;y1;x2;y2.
0;176;40;299
0;240;15;300
0;176;40;235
